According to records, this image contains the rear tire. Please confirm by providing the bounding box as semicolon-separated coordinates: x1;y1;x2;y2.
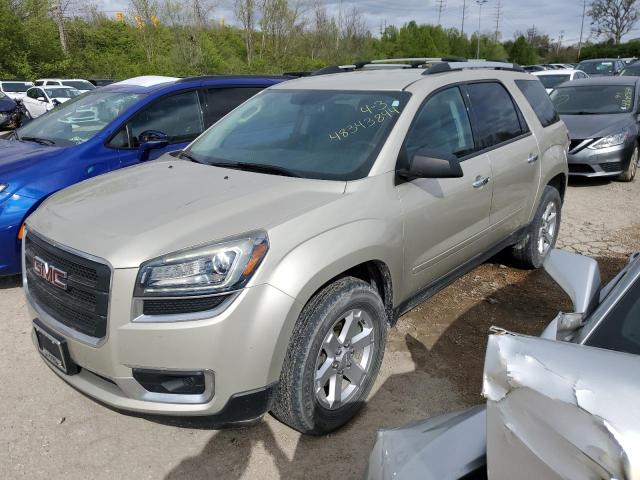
617;142;638;182
510;185;562;269
271;276;387;435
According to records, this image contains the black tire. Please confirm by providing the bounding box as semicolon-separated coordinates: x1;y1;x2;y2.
271;276;387;435
617;142;638;182
510;185;562;269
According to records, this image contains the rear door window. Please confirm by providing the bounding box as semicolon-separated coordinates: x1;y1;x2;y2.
515;79;560;127
466;82;527;149
405;86;475;159
204;87;264;125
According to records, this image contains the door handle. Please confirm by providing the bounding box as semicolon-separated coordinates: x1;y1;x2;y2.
472;176;490;188
527;153;539;163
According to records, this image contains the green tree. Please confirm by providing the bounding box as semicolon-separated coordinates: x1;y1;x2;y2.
509;36;537;65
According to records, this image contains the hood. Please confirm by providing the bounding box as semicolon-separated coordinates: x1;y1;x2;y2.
560;113;635;139
0;95;17;112
27;159;347;268
5;92;26;101
0;139;66;191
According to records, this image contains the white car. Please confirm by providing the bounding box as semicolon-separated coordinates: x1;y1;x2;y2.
0;80;34;101
532;69;590;93
34;78;96;93
22;86;82;118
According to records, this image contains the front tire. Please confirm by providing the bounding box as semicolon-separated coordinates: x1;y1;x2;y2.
510;185;562;269
271;277;387;435
617;142;638;182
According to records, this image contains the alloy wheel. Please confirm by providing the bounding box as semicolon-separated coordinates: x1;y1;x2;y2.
537;201;558;256
314;309;375;410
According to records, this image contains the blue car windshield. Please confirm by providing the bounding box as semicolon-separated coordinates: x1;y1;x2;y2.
187;89;410;180
17;91;145;146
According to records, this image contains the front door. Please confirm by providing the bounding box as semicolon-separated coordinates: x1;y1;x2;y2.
398;86;493;294
107;90;206;169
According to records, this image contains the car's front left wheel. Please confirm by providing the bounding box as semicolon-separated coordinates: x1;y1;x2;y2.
271;276;387;435
617;142;638;182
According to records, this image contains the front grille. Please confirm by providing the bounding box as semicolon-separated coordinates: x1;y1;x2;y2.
142;294;229;316
600;161;623;173
25;233;111;339
569;163;594;174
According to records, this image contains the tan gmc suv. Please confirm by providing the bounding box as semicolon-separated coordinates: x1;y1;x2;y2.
23;61;569;435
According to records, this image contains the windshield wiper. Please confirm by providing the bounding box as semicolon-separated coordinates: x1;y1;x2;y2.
208;161;299;178
21;136;55;146
178;151;202;163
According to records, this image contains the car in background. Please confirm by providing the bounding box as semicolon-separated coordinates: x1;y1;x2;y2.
0;80;34;101
34;78;96;93
550;76;640;181
89;79;115;87
622;56;637;65
532;68;589;93
576;58;625;76
368;248;640;480
0;74;285;275
22;85;81;118
621;62;640;76
522;65;547;72
0;92;29;130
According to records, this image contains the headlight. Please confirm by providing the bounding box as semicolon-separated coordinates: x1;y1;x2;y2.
135;231;269;297
589;130;630;149
0;184;8;193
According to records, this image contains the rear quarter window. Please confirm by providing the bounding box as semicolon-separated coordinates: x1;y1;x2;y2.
515;79;560;128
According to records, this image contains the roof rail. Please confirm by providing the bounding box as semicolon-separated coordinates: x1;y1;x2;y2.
423;61;525;75
175;74;291;83
311;57;463;76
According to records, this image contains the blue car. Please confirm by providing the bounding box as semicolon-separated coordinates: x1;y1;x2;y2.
0;75;285;275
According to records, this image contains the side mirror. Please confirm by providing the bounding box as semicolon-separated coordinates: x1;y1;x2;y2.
137;130;169;162
37;96;47;103
397;148;464;180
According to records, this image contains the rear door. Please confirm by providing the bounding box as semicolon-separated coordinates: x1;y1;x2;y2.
398;85;493;293
484;331;640;480
465;81;541;241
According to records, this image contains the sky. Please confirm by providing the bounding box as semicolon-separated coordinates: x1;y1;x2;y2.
97;0;640;46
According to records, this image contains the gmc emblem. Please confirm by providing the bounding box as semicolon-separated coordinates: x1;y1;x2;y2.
33;256;68;290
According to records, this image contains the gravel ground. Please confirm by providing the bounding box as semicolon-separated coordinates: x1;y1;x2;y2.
1;176;639;480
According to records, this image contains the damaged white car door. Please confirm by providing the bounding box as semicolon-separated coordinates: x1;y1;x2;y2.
484;330;640;480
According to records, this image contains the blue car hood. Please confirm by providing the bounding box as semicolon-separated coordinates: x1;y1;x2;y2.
0;139;67;194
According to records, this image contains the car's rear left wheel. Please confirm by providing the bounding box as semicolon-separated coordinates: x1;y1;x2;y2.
271;276;387;435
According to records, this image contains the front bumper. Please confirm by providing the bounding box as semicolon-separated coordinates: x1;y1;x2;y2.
567;140;635;177
26;265;301;419
0;192;36;276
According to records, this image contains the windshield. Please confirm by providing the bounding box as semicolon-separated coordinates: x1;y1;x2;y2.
621;66;640;76
187;89;410;180
17;91;144;146
550;85;635;114
61;80;95;90
537;74;571;89
577;61;614;75
2;82;31;92
44;87;80;99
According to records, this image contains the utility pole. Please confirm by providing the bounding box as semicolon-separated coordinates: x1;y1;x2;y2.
461;0;468;34
577;0;586;60
556;30;564;55
436;0;446;26
476;0;488;59
494;0;502;42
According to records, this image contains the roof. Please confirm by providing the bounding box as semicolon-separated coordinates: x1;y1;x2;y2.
557;76;640;87
532;69;579;76
102;74;285;95
271;66;532;92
